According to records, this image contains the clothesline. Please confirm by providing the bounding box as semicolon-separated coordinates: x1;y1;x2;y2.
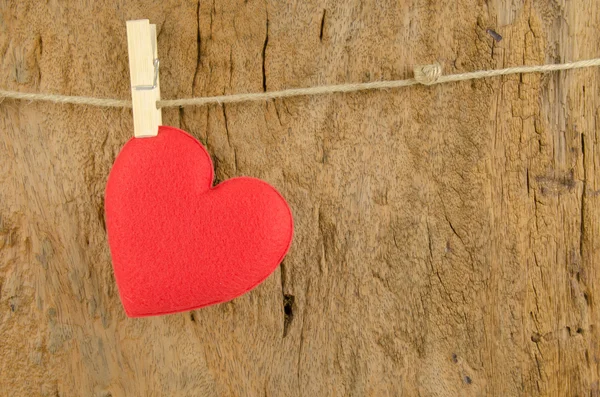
1;58;599;109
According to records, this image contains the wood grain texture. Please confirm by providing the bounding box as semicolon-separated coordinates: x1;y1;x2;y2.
1;0;599;395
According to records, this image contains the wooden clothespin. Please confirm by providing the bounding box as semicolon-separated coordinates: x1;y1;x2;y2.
126;19;162;138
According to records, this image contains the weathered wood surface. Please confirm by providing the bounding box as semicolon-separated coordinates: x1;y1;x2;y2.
1;0;599;395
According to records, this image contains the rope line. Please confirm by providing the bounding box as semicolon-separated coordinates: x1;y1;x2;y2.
1;58;599;109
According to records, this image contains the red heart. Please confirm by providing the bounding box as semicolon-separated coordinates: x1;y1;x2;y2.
105;126;293;317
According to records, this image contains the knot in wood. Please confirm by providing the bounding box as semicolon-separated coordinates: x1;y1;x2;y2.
413;63;442;85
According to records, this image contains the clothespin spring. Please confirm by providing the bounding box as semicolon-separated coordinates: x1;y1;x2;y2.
133;59;160;91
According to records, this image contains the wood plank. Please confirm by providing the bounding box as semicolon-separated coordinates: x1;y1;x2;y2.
0;0;598;395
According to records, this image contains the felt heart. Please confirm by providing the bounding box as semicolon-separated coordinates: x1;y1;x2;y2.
105;126;293;317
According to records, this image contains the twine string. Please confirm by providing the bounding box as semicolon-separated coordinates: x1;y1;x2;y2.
0;90;132;108
1;58;599;109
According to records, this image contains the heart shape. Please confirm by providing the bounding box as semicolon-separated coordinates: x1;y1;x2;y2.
105;126;293;317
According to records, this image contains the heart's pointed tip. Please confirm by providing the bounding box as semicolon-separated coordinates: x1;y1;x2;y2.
119;263;287;318
124;312;140;318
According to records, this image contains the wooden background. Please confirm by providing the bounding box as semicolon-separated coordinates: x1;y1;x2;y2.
1;0;599;395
